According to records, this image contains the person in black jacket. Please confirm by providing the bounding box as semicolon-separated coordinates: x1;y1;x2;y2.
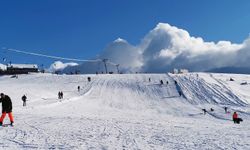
22;94;27;106
0;93;14;126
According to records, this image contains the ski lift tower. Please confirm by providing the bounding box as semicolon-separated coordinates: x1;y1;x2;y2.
116;64;120;74
102;59;108;74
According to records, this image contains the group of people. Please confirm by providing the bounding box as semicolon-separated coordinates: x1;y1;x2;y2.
159;79;169;85
151;78;182;97
202;107;243;124
58;91;63;99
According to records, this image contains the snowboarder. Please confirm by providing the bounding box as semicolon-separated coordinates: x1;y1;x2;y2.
232;112;243;124
77;86;80;92
22;94;27;106
87;77;91;82
210;108;214;112
0;93;14;126
166;81;169;85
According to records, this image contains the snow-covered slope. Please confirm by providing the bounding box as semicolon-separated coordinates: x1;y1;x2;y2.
0;73;249;149
171;73;248;106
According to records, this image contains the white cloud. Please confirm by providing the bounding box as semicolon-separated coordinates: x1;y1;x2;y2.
48;61;78;72
99;23;248;72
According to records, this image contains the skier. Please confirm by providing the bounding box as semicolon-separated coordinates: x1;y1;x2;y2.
77;86;80;92
22;94;27;106
149;78;151;82
0;93;14;126
87;77;91;82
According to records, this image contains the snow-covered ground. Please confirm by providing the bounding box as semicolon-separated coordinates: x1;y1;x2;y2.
0;73;249;149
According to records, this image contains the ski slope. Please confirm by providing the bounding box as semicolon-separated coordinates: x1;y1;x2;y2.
0;73;249;149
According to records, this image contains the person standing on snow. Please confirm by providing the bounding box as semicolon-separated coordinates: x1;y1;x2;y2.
60;91;63;99
233;112;238;123
224;107;228;113
232;112;242;124
22;94;27;106
58;91;61;99
77;86;80;92
160;80;163;85
0;93;14;126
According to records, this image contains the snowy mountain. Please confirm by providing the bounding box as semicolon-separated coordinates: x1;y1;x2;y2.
61;38;140;74
0;72;249;149
62;61;117;74
207;66;250;74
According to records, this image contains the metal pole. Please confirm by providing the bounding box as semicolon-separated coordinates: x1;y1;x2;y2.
102;59;108;74
116;64;120;74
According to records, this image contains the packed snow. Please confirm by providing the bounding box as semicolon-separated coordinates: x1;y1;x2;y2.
0;73;249;149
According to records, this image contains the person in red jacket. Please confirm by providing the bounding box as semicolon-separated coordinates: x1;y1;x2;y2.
233;112;243;124
233;112;238;124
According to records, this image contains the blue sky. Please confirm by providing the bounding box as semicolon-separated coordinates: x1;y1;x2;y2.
1;0;250;68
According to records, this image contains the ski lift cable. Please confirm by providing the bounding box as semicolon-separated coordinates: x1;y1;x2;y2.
2;47;102;62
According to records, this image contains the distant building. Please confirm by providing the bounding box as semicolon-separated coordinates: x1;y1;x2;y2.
173;68;189;74
1;64;38;75
179;69;189;74
173;68;179;74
